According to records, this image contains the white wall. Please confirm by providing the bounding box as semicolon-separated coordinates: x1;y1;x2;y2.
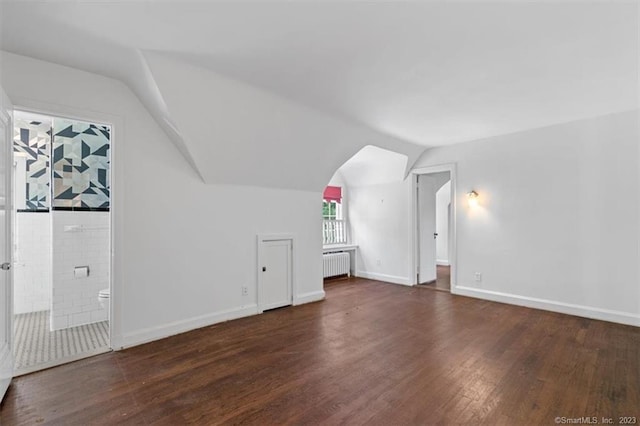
1;51;325;348
51;211;109;330
436;180;451;265
414;111;640;325
345;110;639;325
349;179;413;285
13;212;50;314
341;146;422;285
327;170;346;188
337;145;408;187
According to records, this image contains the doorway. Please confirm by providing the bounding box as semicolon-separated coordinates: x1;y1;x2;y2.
12;110;112;375
413;165;456;292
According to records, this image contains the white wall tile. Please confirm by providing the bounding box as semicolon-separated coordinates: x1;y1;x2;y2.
14;212;51;314
51;211;110;330
52;315;68;330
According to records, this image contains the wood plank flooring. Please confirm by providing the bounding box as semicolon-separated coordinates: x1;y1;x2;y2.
1;277;639;425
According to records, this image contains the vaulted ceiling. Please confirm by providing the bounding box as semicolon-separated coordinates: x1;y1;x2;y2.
1;2;637;186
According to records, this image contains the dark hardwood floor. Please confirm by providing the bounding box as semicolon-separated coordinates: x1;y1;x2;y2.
2;277;639;425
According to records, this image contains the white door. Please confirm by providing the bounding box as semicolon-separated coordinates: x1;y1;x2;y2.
418;175;437;284
0;88;14;401
259;239;292;311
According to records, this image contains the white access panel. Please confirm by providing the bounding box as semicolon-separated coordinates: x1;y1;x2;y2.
259;238;292;312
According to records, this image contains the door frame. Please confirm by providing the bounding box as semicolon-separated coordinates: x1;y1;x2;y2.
257;234;294;313
410;164;457;291
0;93;14;400
10;98;122;350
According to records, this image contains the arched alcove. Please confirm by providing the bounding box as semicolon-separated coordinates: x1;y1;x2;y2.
321;145;409;281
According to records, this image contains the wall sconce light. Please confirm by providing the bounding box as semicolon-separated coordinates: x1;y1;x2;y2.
467;190;479;207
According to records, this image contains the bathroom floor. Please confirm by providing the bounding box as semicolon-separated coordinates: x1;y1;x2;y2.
13;310;109;375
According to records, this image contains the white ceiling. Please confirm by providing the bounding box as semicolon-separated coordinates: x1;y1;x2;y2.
14;110;52;128
1;1;637;150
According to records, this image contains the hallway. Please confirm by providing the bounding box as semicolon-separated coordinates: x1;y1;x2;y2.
417;264;451;292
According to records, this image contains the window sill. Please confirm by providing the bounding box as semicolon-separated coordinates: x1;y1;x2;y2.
322;244;358;253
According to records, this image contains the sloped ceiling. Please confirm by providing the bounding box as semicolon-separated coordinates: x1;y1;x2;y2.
1;2;637;189
143;51;425;190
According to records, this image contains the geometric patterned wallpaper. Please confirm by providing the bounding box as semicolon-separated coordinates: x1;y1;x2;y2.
52;119;111;210
13;112;111;212
13;117;52;211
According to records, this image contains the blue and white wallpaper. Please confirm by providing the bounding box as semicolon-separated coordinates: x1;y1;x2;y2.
14;114;111;211
52;119;110;209
13;118;51;211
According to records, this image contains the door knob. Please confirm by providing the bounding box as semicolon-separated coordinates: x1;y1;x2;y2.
1;262;10;271
433;233;438;239
262;266;266;272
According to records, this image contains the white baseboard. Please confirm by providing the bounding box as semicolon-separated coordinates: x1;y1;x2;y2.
436;259;450;266
294;290;325;305
115;290;327;350
356;271;413;286
119;304;259;349
454;285;640;327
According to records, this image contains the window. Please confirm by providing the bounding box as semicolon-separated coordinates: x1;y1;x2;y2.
322;186;346;245
322;200;342;220
322;185;342;220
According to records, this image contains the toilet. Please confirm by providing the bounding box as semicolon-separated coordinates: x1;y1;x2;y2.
98;288;110;310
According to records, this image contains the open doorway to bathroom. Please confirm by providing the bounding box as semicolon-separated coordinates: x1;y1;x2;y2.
12;111;111;375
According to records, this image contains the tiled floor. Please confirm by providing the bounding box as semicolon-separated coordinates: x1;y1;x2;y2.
14;310;109;375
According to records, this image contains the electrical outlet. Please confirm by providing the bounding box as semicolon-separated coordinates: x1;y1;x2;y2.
474;272;482;283
241;286;248;296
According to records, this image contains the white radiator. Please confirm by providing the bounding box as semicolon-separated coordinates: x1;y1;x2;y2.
323;252;350;278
